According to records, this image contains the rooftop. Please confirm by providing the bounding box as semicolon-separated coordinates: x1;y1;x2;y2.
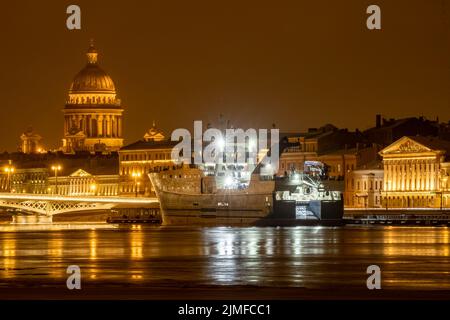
120;139;179;151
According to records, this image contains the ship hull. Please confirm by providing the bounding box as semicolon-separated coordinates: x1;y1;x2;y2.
156;190;273;226
156;190;344;226
149;171;344;226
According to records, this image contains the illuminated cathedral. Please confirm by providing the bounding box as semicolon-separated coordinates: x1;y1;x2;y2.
62;41;124;153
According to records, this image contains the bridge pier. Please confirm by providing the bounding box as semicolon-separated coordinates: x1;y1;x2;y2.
12;215;53;224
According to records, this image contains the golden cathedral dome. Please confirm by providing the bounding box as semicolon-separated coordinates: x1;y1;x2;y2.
69;42;116;94
63;41;124;154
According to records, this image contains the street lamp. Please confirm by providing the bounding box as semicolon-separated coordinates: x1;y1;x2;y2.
51;165;62;195
3;165;15;192
131;172;141;197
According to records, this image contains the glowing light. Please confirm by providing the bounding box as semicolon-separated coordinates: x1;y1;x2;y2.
3;166;14;173
0;193;158;204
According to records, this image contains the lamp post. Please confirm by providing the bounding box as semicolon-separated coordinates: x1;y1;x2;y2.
3;165;15;192
51;165;62;195
132;172;141;197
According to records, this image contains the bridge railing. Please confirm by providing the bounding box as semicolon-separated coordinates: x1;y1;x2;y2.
0;192;158;204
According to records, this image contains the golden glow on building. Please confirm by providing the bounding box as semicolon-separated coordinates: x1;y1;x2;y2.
20;127;43;154
380;136;450;208
47;168;119;196
345;165;384;208
119;124;178;196
62;41;123;153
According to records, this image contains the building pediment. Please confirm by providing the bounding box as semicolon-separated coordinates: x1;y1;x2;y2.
144;131;165;142
380;136;432;155
70;169;92;177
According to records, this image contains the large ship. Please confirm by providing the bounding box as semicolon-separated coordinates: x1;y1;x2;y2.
149;161;344;226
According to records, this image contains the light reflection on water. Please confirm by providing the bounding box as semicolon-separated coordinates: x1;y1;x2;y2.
0;225;449;290
2;237;15;279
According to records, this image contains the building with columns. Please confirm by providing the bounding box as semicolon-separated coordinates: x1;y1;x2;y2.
62;42;124;153
0;167;119;196
118;124;178;196
379;136;450;208
47;169;119;196
0;152;119;195
20;127;44;154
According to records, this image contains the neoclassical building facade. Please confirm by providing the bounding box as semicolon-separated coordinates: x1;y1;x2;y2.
0;168;118;196
379;136;450;208
118;124;177;196
62;42;124;153
344;163;384;208
47;169;119;196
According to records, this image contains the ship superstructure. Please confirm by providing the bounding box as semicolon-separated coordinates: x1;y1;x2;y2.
149;119;342;225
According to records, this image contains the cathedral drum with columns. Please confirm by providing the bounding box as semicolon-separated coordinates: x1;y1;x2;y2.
62;42;124;153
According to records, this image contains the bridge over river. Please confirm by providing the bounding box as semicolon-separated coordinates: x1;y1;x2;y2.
0;193;159;223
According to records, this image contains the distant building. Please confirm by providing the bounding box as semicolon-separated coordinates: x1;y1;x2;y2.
62;41;124;153
379;136;450;208
118;124;178;196
278;125;377;180
47;168;119;196
0;168;47;194
344;161;384;208
438;121;450;141
20;127;43;154
318;146;379;180
0;152;119;195
364;115;439;147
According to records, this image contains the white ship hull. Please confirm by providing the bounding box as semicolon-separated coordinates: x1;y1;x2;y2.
149;170;274;226
155;189;273;226
149;168;344;226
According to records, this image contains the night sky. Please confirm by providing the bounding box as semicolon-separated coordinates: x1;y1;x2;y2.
0;0;449;151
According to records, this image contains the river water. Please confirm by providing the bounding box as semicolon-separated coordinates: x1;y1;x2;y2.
0;225;449;298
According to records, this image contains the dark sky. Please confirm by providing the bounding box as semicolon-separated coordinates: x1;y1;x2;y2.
0;0;449;151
